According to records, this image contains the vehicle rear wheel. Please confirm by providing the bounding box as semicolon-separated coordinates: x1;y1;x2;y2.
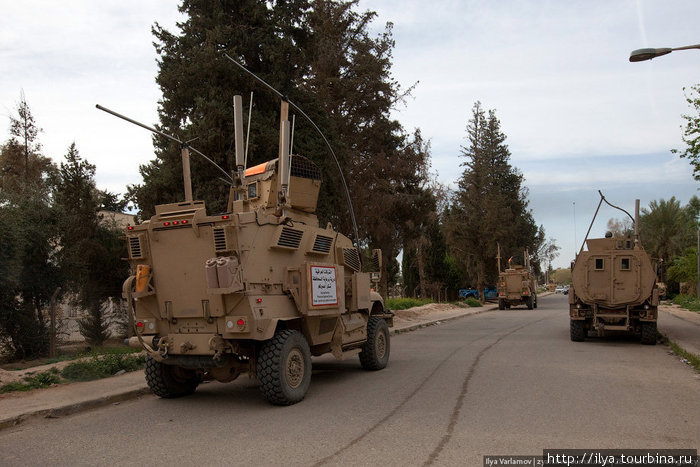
258;329;312;405
640;321;657;345
533;296;538;309
498;299;505;310
526;296;533;310
570;320;586;342
145;354;201;398
360;317;390;370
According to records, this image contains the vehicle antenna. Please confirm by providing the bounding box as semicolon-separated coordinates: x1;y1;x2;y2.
290;114;296;156
222;53;360;249
578;190;636;256
95;104;233;183
244;91;253;169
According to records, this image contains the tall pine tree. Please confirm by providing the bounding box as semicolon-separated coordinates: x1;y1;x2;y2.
446;102;539;296
53;143;128;346
0;95;58;358
128;0;430;294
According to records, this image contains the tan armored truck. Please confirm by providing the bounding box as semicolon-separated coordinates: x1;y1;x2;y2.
112;91;392;405
496;247;537;310
569;195;659;345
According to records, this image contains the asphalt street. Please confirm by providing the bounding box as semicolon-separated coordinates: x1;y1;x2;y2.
0;294;697;466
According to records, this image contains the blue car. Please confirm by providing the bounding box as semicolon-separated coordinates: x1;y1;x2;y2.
459;287;497;300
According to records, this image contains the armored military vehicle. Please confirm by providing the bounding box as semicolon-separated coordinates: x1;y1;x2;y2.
496;247;537;310
106;66;391;405
569;193;659;345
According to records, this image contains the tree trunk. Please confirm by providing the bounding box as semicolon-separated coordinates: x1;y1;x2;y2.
417;238;427;299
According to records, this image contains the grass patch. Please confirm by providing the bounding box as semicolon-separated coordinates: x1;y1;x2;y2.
1;343;142;371
0;353;146;393
465;297;482;307
386;297;434;310
661;335;700;373
671;294;700;313
0;368;62;393
61;353;145;382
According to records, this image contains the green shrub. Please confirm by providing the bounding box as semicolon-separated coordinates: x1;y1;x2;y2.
386;297;434;310
61;353;145;382
465;297;481;307
0;368;62;393
672;294;700;312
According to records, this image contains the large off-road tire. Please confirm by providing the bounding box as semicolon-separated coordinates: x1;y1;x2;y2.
359;317;390;371
640;321;657;345
258;329;312;405
498;299;505;310
145;354;201;398
570;320;586;342
526;296;534;310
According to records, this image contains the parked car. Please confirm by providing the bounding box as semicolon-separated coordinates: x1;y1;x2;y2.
459;287;498;301
555;285;566;294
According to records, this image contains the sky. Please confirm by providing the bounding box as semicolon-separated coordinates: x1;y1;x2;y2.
1;0;699;269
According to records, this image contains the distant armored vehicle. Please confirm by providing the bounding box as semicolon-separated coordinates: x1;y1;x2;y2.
569;193;659;345
105;62;392;405
496;247;537;310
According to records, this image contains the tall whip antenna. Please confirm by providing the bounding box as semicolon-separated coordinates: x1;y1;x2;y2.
95;104;233;183
222;53;360;248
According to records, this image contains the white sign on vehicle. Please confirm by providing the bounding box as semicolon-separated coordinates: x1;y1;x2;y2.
310;265;338;306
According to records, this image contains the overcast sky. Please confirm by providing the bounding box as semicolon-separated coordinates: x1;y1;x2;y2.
1;0;698;269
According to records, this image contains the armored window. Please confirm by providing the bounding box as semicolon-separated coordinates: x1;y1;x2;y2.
620;258;630;270
234;190;244;201
625;240;631;249
247;183;258;200
594;258;604;270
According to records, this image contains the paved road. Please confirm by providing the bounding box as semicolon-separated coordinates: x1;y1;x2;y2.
0;295;697;466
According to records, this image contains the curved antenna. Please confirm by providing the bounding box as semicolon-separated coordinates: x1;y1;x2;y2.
577;190;635;257
599;190;634;222
95;104;233;183
222;53;360;248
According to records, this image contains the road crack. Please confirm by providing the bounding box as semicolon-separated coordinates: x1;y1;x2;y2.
424;317;547;466
312;316;544;467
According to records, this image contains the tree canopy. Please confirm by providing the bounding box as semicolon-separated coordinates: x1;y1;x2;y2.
445;102;543;293
673;84;700;182
128;0;431;293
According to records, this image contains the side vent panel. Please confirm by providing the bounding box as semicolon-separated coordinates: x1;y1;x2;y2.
308;234;333;255
274;226;304;250
213;227;229;252
341;247;361;272
128;235;144;259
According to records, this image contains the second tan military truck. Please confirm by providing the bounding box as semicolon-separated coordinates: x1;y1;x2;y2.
569;194;659;345
496;247;537;310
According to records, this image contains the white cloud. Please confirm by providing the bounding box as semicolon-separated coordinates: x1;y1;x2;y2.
2;0;699;260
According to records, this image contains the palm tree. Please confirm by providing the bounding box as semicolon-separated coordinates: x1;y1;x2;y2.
639;197;696;280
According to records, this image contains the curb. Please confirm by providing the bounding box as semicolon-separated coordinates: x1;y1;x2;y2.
393;304;499;334
0;386;150;432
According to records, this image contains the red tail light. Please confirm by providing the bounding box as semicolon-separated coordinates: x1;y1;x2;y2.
237;319;245;326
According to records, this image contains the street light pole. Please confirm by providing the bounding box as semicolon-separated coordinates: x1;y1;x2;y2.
629;44;700;62
630;42;700;295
